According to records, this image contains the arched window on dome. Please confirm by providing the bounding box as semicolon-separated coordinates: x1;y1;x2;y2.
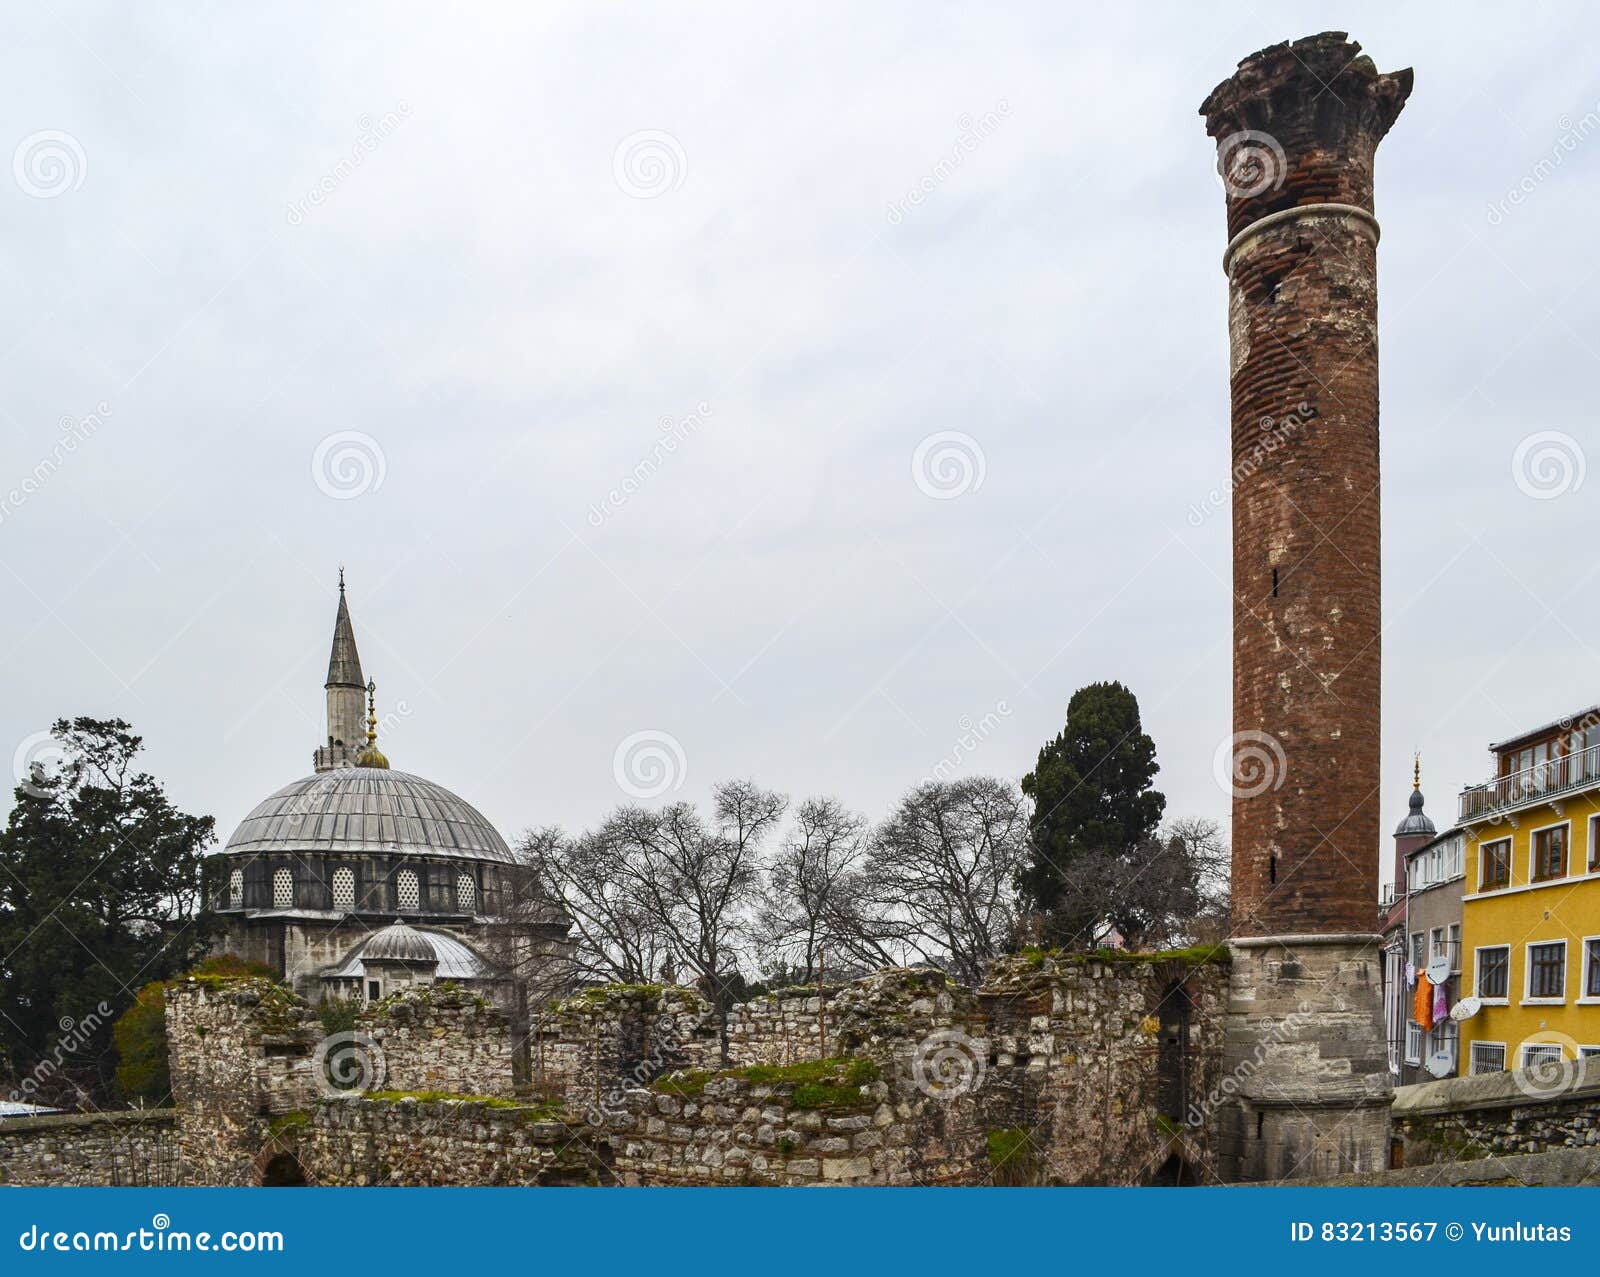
396;868;420;912
228;869;243;909
272;867;294;910
332;866;355;911
455;872;476;913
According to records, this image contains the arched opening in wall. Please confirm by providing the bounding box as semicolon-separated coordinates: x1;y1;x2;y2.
259;1153;306;1186
1156;981;1192;1126
1150;1154;1199;1186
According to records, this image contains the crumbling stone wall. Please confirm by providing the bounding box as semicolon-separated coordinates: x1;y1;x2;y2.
166;976;319;1186
288;1097;607;1186
365;985;514;1096
0;1110;178;1186
610;1061;985;1186
1394;1060;1600;1166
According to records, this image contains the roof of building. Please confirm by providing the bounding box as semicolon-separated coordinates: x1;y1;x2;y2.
1489;703;1600;754
221;768;517;864
323;923;502;981
1394;785;1437;837
326;577;365;689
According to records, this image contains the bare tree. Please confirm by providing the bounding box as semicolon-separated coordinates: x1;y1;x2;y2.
848;777;1030;985
762;796;872;982
1039;815;1231;951
595;779;788;1056
514;825;667;986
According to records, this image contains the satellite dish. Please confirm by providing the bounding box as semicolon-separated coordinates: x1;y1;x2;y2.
1424;1050;1454;1078
1426;956;1453;985
1449;995;1482;1022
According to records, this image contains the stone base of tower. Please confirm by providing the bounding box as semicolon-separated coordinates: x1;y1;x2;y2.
1218;934;1393;1182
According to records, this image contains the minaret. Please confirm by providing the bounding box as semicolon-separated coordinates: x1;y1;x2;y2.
313;570;367;773
1200;33;1411;1181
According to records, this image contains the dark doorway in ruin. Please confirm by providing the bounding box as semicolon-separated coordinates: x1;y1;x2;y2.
260;1153;307;1186
1151;1154;1198;1186
1156;982;1191;1124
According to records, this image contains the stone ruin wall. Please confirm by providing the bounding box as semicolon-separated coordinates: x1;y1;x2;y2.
1392;1058;1600;1168
3;953;1231;1187
0;1110;178;1187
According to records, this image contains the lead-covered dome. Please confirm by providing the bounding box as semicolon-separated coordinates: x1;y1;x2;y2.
222;769;517;864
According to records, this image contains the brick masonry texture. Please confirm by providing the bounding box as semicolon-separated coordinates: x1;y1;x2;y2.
1201;33;1411;937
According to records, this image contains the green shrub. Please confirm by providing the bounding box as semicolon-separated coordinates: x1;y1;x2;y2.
111;954;277;1105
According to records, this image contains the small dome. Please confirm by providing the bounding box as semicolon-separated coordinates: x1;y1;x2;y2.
361;921;438;964
1394;786;1436;837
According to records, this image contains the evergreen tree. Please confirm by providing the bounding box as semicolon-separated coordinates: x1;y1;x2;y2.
1020;682;1166;945
0;718;218;1105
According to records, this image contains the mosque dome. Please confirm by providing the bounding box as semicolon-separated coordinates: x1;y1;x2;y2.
222;768;517;864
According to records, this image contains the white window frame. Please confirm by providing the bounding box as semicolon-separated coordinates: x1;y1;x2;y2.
1404;1021;1423;1066
1589;814;1600;874
1528;818;1572;884
1469;1041;1507;1075
1427;1017;1459;1072
1430;926;1445;963
1579;935;1600;1005
1448;922;1462;973
1475;944;1511;1005
1521;1041;1566;1070
1580;1046;1600;1060
1409;931;1425;970
1523;938;1568;1005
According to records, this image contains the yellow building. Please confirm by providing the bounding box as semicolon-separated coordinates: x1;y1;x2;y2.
1457;707;1600;1075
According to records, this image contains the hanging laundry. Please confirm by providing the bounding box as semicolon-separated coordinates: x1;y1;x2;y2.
1413;972;1434;1032
1405;961;1416;988
1433;979;1449;1023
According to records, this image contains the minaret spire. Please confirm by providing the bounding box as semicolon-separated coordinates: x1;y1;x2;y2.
314;571;367;772
355;679;390;769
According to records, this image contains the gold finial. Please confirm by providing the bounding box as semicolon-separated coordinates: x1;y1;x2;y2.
339;565;346;594
1413;752;1421;791
356;678;389;769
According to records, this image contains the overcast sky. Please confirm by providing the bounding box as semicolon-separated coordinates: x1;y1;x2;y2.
2;4;1596;877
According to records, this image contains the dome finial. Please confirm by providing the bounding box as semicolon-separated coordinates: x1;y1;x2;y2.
339;564;346;594
1413;751;1421;791
356;678;390;769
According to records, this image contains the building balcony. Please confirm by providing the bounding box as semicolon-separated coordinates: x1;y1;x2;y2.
1458;742;1600;823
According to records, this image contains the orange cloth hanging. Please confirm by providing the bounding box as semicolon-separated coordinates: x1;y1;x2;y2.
1413;972;1434;1033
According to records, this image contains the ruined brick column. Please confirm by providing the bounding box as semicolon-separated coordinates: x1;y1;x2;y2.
1200;33;1411;1181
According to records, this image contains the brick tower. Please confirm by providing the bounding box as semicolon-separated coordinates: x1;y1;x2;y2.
1200;33;1411;1180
